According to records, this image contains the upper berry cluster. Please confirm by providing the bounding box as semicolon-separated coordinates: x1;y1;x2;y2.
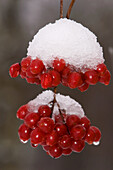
9;56;111;92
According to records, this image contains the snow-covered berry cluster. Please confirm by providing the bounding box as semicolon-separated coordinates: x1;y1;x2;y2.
9;56;110;92
17;91;101;158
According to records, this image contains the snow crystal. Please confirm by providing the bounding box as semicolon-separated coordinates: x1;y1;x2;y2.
27;90;85;118
27;18;104;72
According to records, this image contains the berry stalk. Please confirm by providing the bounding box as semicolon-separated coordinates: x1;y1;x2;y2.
66;0;76;19
60;0;63;18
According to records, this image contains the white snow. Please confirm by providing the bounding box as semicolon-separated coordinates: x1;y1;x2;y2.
27;18;104;72
27;90;85;118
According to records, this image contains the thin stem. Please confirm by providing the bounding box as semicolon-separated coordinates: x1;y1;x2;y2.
60;0;63;18
50;87;57;115
66;0;76;19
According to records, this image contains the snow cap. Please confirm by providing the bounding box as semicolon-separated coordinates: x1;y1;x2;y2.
27;18;104;72
27;90;85;118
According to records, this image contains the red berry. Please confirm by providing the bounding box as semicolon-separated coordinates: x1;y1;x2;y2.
54;114;64;123
49;144;62;158
53;58;66;72
68;72;83;89
58;135;72;149
62;148;72;155
85;70;99;85
55;123;68;136
30;127;45;144
99;70;111;85
18;124;31;142
43;145;50;152
38;117;54;133
30;58;44;74
31;143;38;148
62;66;71;78
24;113;40;129
91;126;101;142
17;105;28;120
21;57;31;72
80;116;91;130
20;70;26;79
78;83;89;92
70;124;86;140
49;70;61;86
71;140;85;153
9;63;21;78
26;66;38;78
46;130;59;146
38;105;51;117
41;73;52;89
26;77;37;84
66;115;80;129
61;78;68;86
97;63;107;75
85;126;95;144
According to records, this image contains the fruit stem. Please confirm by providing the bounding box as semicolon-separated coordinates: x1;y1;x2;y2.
66;0;76;19
60;0;63;18
50;87;57;115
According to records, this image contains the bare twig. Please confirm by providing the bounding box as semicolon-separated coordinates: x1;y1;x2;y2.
66;0;76;19
60;0;63;18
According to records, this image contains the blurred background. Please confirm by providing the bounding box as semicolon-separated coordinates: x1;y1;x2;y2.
0;0;113;170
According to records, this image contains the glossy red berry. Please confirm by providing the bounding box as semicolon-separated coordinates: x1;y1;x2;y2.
49;70;61;86
62;66;71;78
99;70;111;85
85;70;99;85
68;72;83;89
18;124;31;142
80;116;91;130
24;113;40;129
31;143;38;148
38;105;51;117
20;70;26;79
17;105;28;120
78;83;89;92
9;63;21;78
26;66;38;78
30;58;44;74
49;144;62;158
61;78;68;86
54;114;63;123
59;135;72;149
55;123;68;137
41;73;53;89
43;145;50;152
71;140;85;152
70;124;86;140
62;148;72;155
46;130;59;146
97;63;107;75
26;77;38;84
38;117;54;133
53;58;66;72
91;126;101;142
85;126;95;144
30;127;45;144
21;57;31;72
66;115;80;129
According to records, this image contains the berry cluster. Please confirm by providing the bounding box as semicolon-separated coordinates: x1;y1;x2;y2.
17;103;101;159
9;57;111;92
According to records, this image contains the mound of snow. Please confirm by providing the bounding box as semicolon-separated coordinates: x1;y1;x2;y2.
27;18;104;72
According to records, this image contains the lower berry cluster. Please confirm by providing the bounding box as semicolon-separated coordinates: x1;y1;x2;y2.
17;102;101;158
9;56;111;92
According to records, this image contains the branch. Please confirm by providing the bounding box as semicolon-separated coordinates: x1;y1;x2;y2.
60;0;63;18
66;0;76;19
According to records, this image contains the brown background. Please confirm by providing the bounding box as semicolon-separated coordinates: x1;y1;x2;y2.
0;0;113;170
